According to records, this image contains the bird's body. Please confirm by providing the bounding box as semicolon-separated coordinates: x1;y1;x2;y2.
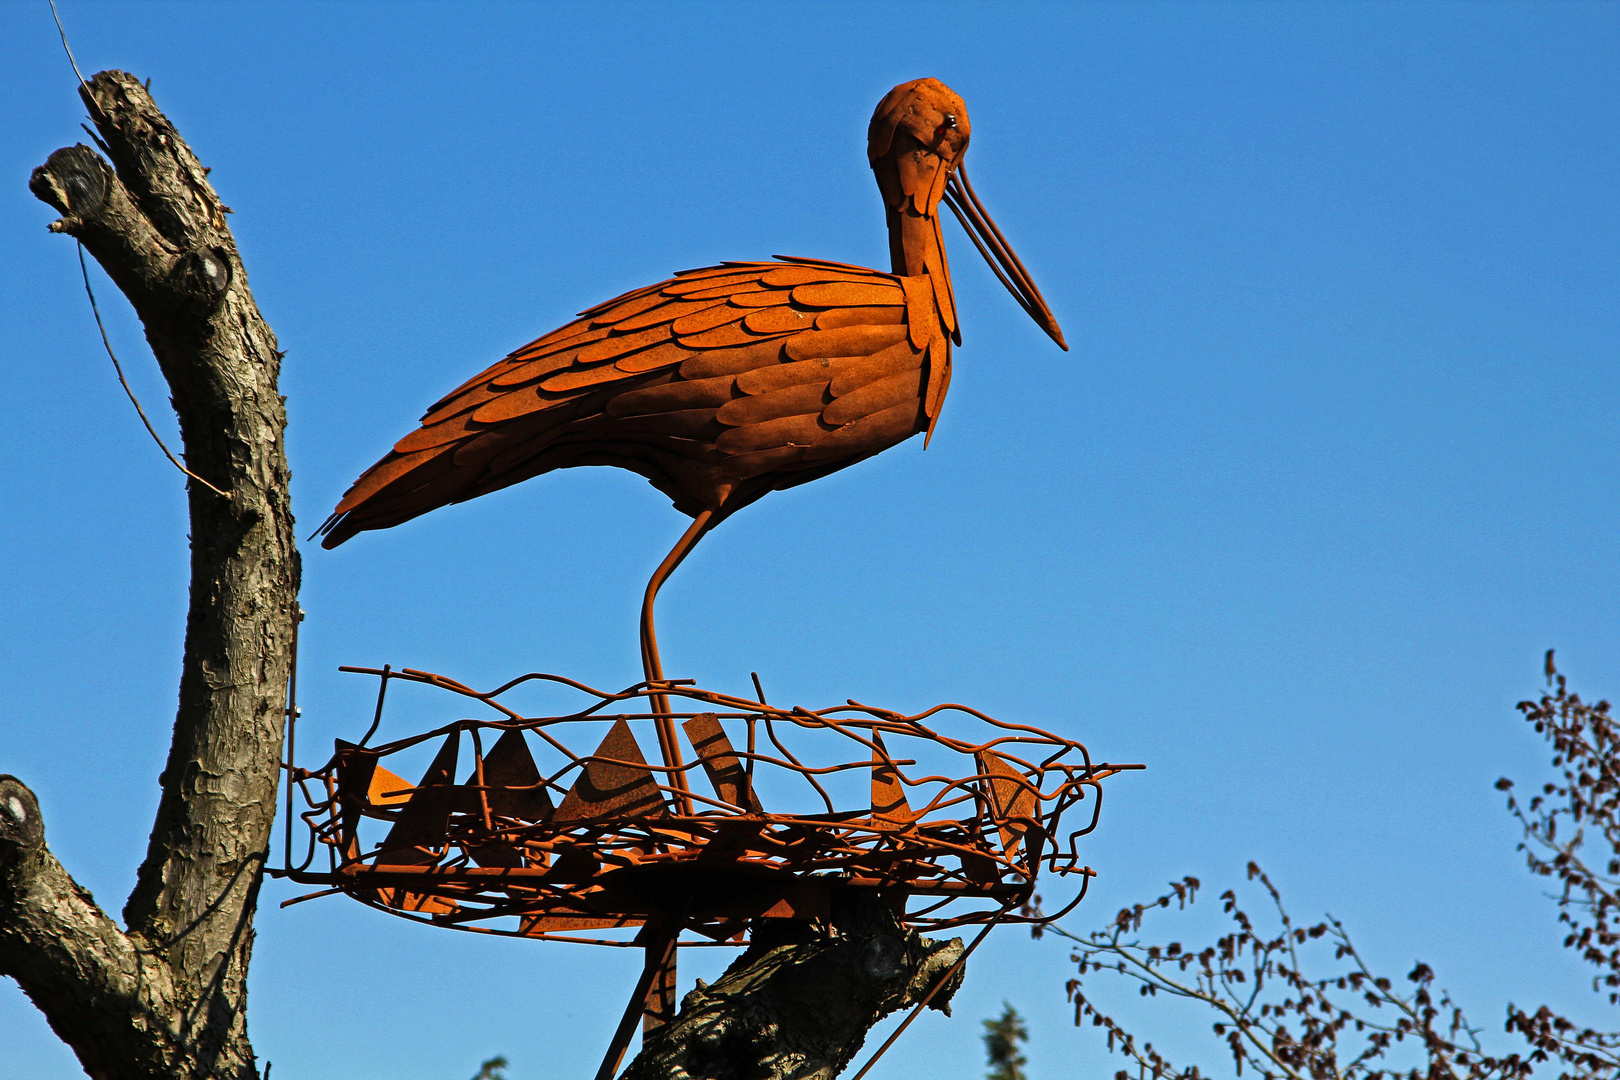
320;77;1063;549
320;257;953;546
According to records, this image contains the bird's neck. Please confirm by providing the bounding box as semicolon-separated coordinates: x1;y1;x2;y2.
887;207;958;342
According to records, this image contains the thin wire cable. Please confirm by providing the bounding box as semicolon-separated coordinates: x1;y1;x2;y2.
48;0;89;89
51;2;230;499
76;245;231;499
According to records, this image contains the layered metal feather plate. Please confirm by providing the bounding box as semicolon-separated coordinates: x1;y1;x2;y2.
320;258;951;546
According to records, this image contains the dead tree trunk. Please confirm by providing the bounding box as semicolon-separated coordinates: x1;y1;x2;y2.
623;896;966;1080
6;70;298;1079
6;70;969;1080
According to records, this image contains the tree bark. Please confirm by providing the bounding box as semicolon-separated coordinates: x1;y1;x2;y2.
6;70;298;1080
623;896;967;1080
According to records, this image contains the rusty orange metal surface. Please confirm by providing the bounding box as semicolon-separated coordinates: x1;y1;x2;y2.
316;79;1063;561
312;79;1071;718
275;664;1136;1074
280;666;1135;945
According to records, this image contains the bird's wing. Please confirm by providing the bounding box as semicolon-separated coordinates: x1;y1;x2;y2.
318;259;939;546
700;263;949;484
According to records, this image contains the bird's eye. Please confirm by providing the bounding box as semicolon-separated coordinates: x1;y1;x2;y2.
931;114;959;143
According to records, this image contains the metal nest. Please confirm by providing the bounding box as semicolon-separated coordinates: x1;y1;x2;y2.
275;664;1137;1075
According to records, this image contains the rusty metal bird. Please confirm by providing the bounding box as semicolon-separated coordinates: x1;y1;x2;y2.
318;78;1066;705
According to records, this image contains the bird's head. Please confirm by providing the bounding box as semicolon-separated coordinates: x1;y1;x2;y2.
869;78;1066;351
868;78;971;218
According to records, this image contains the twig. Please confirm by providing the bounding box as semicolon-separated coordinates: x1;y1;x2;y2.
76;243;230;499
1059;869;1532;1080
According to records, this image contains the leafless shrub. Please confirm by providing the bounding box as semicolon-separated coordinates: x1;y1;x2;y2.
1497;660;1620;1078
1051;655;1620;1080
1049;866;1528;1080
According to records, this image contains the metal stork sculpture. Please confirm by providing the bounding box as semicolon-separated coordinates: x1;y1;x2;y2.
293;78;1109;1079
316;77;1066;699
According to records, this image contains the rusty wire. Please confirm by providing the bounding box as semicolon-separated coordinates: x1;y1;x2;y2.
274;665;1138;947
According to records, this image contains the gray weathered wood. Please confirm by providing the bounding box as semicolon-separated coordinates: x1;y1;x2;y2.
7;69;298;1080
623;895;967;1080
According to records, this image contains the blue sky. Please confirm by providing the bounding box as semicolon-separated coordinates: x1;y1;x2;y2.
1;2;1617;1078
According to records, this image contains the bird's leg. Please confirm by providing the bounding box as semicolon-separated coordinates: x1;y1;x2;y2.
640;508;714;816
594;920;680;1080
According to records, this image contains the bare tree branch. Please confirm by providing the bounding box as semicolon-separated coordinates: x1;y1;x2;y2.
1052;659;1620;1080
1055;867;1530;1080
0;774;189;1078
1498;663;1620;1079
4;70;298;1080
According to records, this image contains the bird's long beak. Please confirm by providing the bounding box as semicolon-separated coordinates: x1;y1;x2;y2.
943;164;1068;351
